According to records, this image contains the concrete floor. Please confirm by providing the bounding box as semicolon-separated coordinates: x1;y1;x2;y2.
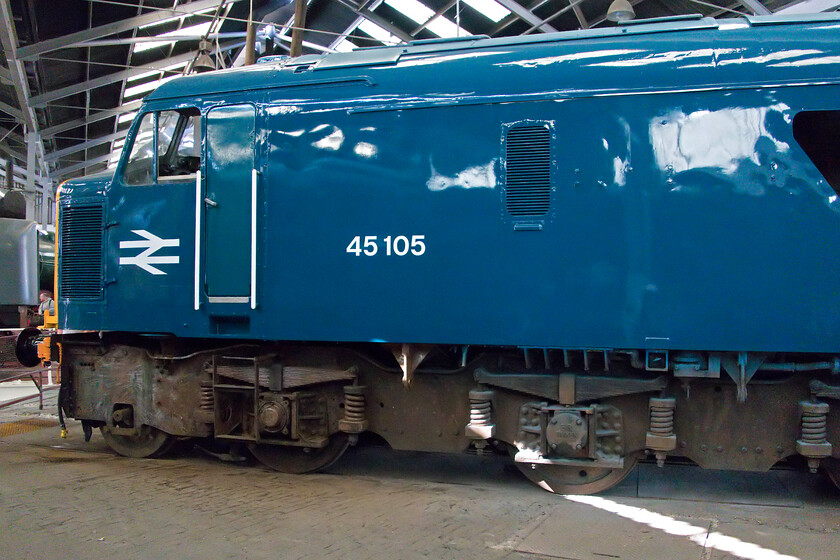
1;392;838;560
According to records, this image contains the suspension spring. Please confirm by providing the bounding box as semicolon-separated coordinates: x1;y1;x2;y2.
344;386;366;422
648;398;675;437
646;397;677;460
800;401;829;444
465;389;495;440
339;385;368;434
200;383;214;411
469;390;493;426
796;400;832;471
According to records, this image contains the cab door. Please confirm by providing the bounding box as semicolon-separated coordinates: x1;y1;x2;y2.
203;104;256;304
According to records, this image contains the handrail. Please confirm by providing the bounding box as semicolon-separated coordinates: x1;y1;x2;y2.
0;365;59;411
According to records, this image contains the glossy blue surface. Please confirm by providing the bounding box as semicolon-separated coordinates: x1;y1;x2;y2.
59;15;840;353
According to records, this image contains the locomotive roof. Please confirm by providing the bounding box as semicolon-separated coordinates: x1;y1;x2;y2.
146;12;840;103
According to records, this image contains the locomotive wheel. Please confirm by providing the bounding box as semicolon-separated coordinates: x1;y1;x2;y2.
514;453;640;495
248;433;350;474
100;425;176;459
825;459;840;491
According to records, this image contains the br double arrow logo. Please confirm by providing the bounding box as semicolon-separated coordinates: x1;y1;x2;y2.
119;230;180;275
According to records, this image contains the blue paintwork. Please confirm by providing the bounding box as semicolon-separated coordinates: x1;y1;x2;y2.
205;104;255;297
58;15;840;353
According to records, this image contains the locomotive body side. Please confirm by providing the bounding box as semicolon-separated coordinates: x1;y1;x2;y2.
52;15;840;494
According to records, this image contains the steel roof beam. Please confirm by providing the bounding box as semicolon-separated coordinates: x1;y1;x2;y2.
16;0;248;61
44;129;129;163
778;0;840;12
0;99;25;121
570;0;589;28
30;41;239;108
408;0;456;36
327;14;367;50
493;0;558;33
39;100;143;139
0;64;12;85
357;8;414;42
737;0;772;14
0;140;26;163
0;0;50;179
51;152;114;179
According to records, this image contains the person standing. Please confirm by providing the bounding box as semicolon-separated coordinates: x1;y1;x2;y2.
29;290;55;326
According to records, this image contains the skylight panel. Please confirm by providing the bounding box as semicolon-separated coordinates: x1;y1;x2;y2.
123;74;178;100
127;70;161;84
357;19;401;44
124;79;163;99
384;0;434;25
128;61;189;84
333;39;358;53
138;7;215;31
382;0;469;38
133;21;213;54
425;16;469;38
117;112;138;124
461;0;510;23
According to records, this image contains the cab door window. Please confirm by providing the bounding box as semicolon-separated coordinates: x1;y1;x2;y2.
158;109;201;180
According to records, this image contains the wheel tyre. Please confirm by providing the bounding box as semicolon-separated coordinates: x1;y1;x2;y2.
825;458;840;491
100;425;176;459
513;450;640;495
249;433;351;474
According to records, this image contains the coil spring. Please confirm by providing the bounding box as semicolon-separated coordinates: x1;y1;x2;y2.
469;390;493;426
801;411;828;444
343;386;366;422
648;398;675;437
200;384;213;411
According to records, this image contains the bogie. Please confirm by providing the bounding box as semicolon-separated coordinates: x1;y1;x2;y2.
56;336;840;494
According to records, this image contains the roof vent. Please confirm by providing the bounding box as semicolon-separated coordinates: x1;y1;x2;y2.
504;124;552;217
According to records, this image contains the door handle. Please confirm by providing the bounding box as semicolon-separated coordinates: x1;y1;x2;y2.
204;198;218;207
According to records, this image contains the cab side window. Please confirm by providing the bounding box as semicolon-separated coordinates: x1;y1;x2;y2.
122;108;201;186
123;113;156;186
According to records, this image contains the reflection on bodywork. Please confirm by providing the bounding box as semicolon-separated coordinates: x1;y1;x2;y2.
399;51;503;68
587;49;714;68
717;48;822;65
649;105;789;175
353;142;377;159
311;125;345;151
266;105;302;116
496;49;643;68
771;55;840;67
427;160;496;191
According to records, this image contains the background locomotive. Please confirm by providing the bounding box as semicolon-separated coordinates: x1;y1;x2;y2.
36;13;840;494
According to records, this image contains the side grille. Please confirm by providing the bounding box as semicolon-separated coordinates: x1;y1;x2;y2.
505;124;552;217
59;204;104;300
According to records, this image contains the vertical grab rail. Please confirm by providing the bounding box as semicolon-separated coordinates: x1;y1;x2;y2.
194;170;202;311
250;169;258;310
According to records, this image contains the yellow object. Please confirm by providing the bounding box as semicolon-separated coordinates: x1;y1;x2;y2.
0;419;58;438
33;184;64;368
42;308;57;329
60;428;68;439
37;332;52;364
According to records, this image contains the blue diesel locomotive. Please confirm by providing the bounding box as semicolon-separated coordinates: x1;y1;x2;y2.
39;13;840;494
